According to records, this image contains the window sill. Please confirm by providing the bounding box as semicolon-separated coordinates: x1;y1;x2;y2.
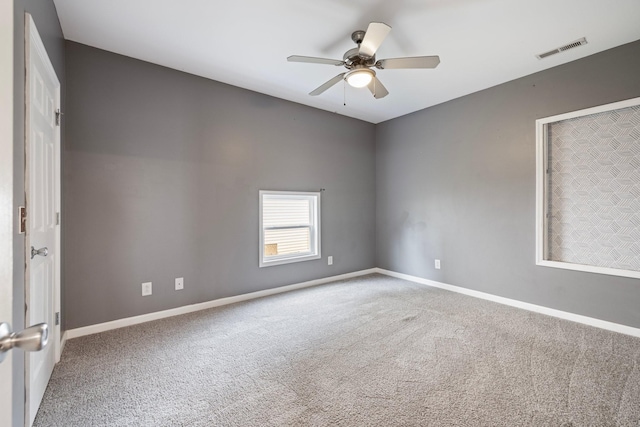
260;253;321;268
536;259;640;280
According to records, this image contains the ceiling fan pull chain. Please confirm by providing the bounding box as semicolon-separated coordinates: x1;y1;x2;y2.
343;80;346;106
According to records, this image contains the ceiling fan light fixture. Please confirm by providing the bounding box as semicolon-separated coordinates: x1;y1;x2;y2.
345;68;374;88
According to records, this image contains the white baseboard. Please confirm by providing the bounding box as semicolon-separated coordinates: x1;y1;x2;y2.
375;268;640;338
65;267;640;341
58;331;68;362
66;268;378;340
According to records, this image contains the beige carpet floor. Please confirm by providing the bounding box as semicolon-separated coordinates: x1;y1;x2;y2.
34;274;640;426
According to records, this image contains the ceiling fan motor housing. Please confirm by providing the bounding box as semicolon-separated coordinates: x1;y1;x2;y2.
343;48;376;69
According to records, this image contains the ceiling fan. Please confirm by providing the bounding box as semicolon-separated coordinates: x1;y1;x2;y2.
287;22;440;99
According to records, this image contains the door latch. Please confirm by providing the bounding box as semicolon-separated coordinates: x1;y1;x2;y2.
19;206;26;234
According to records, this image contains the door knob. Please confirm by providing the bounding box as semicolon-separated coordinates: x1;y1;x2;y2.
31;246;48;259
0;322;49;363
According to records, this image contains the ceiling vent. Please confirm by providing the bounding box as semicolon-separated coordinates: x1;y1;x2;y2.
536;37;588;59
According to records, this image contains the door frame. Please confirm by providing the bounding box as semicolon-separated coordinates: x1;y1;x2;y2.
24;13;62;426
0;0;15;426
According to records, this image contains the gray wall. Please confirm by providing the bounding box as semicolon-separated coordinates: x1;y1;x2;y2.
64;42;376;329
13;0;65;425
376;40;640;328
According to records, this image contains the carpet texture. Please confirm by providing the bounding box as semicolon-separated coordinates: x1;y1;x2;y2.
35;274;640;426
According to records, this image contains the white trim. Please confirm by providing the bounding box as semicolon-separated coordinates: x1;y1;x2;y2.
59;331;67;356
538;260;640;279
375;268;640;338
535;96;640;280
537;97;640;124
0;0;14;424
534;116;546;266
67;268;377;339
65;267;640;343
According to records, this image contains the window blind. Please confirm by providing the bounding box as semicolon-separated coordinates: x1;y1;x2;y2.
262;197;312;257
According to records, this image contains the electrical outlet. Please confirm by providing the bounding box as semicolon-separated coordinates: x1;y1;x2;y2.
328;256;333;265
142;282;152;296
175;277;184;290
435;259;441;269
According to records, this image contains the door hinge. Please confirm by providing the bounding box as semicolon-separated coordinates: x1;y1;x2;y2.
19;206;26;234
55;109;63;126
56;212;60;225
55;312;60;326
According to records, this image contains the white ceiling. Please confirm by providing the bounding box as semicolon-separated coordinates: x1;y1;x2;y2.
53;0;640;124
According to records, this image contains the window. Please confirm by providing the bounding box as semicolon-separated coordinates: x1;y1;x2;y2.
535;97;640;279
259;191;321;267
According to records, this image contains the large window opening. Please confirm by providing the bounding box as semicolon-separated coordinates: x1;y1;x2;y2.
536;97;640;279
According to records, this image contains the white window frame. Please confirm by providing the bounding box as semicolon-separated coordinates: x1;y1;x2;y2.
535;96;640;279
259;190;321;268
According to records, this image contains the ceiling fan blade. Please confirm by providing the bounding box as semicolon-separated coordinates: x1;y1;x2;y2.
377;56;440;69
287;55;345;66
359;22;391;58
367;76;389;99
309;73;346;96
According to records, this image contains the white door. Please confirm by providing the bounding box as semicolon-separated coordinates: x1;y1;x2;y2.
24;14;61;427
0;1;15;426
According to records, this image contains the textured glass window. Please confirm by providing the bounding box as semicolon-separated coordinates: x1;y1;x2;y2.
542;104;640;275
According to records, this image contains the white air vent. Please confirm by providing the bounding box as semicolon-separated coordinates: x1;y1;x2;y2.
536;37;587;59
